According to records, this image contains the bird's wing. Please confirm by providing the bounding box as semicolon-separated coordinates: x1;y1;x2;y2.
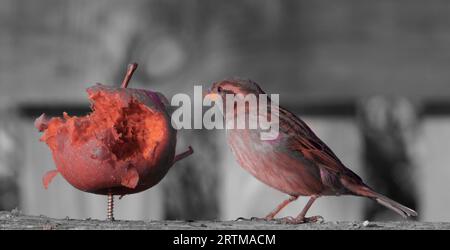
277;106;361;181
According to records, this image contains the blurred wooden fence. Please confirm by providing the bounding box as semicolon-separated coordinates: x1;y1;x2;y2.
2;0;450;221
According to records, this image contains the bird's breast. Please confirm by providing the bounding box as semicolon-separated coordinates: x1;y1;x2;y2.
227;129;323;196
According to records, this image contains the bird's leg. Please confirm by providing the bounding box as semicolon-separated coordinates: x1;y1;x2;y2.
264;196;298;220
277;195;323;224
236;196;298;222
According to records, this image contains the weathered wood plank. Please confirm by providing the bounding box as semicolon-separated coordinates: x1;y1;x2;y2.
1;211;448;230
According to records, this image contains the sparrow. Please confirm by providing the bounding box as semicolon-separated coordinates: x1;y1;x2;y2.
207;79;417;224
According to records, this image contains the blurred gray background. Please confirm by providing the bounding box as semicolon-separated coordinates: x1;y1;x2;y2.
0;0;449;222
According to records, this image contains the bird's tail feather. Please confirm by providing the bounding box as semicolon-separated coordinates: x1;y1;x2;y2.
374;194;417;218
345;182;417;218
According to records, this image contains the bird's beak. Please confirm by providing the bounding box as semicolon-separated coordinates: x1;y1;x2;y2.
203;86;220;101
204;93;220;101
202;87;210;99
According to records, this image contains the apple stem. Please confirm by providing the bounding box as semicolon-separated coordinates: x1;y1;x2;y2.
121;63;138;88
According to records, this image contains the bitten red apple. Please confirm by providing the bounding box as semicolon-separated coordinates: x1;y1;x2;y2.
36;63;193;196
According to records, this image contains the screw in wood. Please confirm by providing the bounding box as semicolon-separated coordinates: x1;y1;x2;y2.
107;192;114;221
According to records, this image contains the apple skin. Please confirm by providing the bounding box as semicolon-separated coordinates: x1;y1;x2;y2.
36;84;185;195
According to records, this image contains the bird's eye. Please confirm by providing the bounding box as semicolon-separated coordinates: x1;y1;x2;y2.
217;86;223;93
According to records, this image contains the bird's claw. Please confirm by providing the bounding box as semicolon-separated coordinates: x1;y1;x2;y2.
275;215;324;224
304;215;324;223
235;216;268;222
235;217;247;221
275;216;296;224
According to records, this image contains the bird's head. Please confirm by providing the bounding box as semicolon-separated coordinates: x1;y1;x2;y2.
205;79;268;123
207;79;265;100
